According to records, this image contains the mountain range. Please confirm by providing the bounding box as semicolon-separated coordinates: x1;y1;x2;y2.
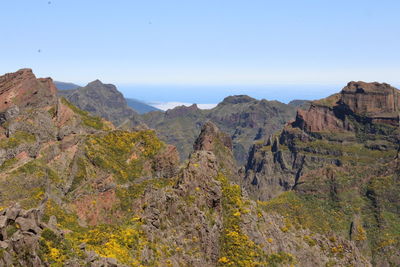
0;69;399;266
59;81;303;164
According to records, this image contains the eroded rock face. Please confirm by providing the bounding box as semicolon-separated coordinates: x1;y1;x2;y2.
243;82;400;266
0;69;57;112
193;121;233;151
294;104;349;133
341;81;400;116
193;121;239;183
293;82;400;133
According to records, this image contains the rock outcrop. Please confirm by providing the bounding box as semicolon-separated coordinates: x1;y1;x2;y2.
243;82;400;266
193;121;233;152
341;81;400;116
0;69;57;112
293;82;400;133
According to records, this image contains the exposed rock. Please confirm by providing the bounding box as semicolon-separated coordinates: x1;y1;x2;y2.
59;79;142;127
142;95;297;163
0;68;57;112
293;82;400;133
153;144;179;178
293;104;349;132
193;122;238;182
341;81;400;116
193;121;232;151
243;82;400;266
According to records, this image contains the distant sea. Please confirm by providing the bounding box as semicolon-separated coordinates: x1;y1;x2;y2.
117;84;342;107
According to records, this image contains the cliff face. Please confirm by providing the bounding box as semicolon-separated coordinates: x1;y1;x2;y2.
293;82;400;133
0;69;57;112
244;82;400;266
341;81;400;116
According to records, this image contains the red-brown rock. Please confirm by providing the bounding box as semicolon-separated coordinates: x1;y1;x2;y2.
341;81;400;115
293;81;400;132
0;69;57;112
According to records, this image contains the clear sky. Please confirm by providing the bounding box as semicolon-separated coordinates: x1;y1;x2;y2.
0;0;399;103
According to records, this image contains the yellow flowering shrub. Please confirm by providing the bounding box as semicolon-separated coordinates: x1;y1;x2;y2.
85;130;164;182
73;224;149;266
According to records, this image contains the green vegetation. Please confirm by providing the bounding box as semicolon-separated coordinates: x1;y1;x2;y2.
61;98;109;130
217;173;295;267
116;177;176;211
313;93;340;107
85;130;164;182
0;130;36;149
259;191;351;236
0;158;18;171
70;223;151;266
39;228;77;266
294;139;396;164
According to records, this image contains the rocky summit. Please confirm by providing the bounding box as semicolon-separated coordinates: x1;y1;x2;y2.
244;81;400;266
0;69;399;267
59;79;143;128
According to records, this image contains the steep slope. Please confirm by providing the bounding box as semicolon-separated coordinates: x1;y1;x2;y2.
59;80;143;127
0;69;180;265
142;104;206;161
142;96;297;164
126;98;161;114
244;81;400;266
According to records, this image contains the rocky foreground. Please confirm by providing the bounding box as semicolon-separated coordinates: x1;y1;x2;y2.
0;69;399;266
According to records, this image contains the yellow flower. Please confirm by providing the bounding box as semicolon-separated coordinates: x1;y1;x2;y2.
218;257;230;264
233;211;241;217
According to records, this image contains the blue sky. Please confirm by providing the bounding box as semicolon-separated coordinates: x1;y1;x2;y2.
0;0;399;104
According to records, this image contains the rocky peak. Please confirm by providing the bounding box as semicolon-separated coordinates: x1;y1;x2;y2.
61;79;141;127
193;121;232;152
0;69;57;112
340;81;400;116
292;81;400;133
165;104;200;118
193;121;239;181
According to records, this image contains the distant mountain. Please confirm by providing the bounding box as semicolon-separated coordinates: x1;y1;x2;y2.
54;81;81;90
142;95;297;163
126;98;161;114
288;99;311;110
58;80;143;127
